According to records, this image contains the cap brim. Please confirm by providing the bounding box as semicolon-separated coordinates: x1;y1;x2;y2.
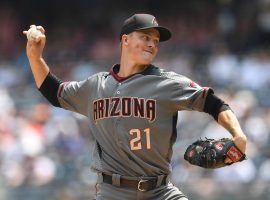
136;26;171;42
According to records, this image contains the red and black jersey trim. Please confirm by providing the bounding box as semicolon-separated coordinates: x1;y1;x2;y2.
57;82;70;98
110;64;161;82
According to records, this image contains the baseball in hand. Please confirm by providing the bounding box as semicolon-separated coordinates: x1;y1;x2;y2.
27;26;43;41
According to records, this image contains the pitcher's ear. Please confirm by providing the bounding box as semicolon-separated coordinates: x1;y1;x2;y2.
122;34;129;45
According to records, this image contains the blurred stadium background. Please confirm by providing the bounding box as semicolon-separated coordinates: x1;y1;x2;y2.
0;0;270;199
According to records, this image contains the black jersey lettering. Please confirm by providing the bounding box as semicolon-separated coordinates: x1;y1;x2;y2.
146;99;156;122
134;98;145;118
122;97;132;116
110;97;121;117
93;97;156;122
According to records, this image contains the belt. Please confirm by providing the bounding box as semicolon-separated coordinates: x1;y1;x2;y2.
102;173;167;192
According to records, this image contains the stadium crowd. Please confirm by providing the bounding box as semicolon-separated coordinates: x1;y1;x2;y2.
0;0;270;199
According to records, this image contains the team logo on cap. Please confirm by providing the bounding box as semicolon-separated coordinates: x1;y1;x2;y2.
152;17;158;26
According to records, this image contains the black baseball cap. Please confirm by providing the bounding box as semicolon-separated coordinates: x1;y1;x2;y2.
120;14;172;42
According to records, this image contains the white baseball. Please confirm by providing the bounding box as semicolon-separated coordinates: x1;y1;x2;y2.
27;26;42;41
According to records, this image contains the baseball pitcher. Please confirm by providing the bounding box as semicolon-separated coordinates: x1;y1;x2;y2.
23;14;247;200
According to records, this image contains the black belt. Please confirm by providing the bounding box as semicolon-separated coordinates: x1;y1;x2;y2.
102;173;167;192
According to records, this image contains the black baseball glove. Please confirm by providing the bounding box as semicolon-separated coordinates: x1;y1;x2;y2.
184;138;246;168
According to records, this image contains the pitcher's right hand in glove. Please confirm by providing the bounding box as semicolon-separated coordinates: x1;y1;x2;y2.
184;138;247;169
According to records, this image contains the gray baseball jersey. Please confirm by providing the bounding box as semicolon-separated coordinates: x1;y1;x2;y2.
57;64;211;177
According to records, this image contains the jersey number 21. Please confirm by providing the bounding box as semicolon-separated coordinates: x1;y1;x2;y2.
130;128;151;150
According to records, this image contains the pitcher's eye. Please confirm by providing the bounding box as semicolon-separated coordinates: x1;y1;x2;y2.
153;39;159;46
141;35;149;41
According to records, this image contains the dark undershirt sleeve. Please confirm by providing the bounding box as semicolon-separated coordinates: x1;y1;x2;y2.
38;72;62;107
203;92;231;121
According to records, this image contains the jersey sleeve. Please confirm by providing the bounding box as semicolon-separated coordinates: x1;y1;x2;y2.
171;74;213;112
56;73;103;117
